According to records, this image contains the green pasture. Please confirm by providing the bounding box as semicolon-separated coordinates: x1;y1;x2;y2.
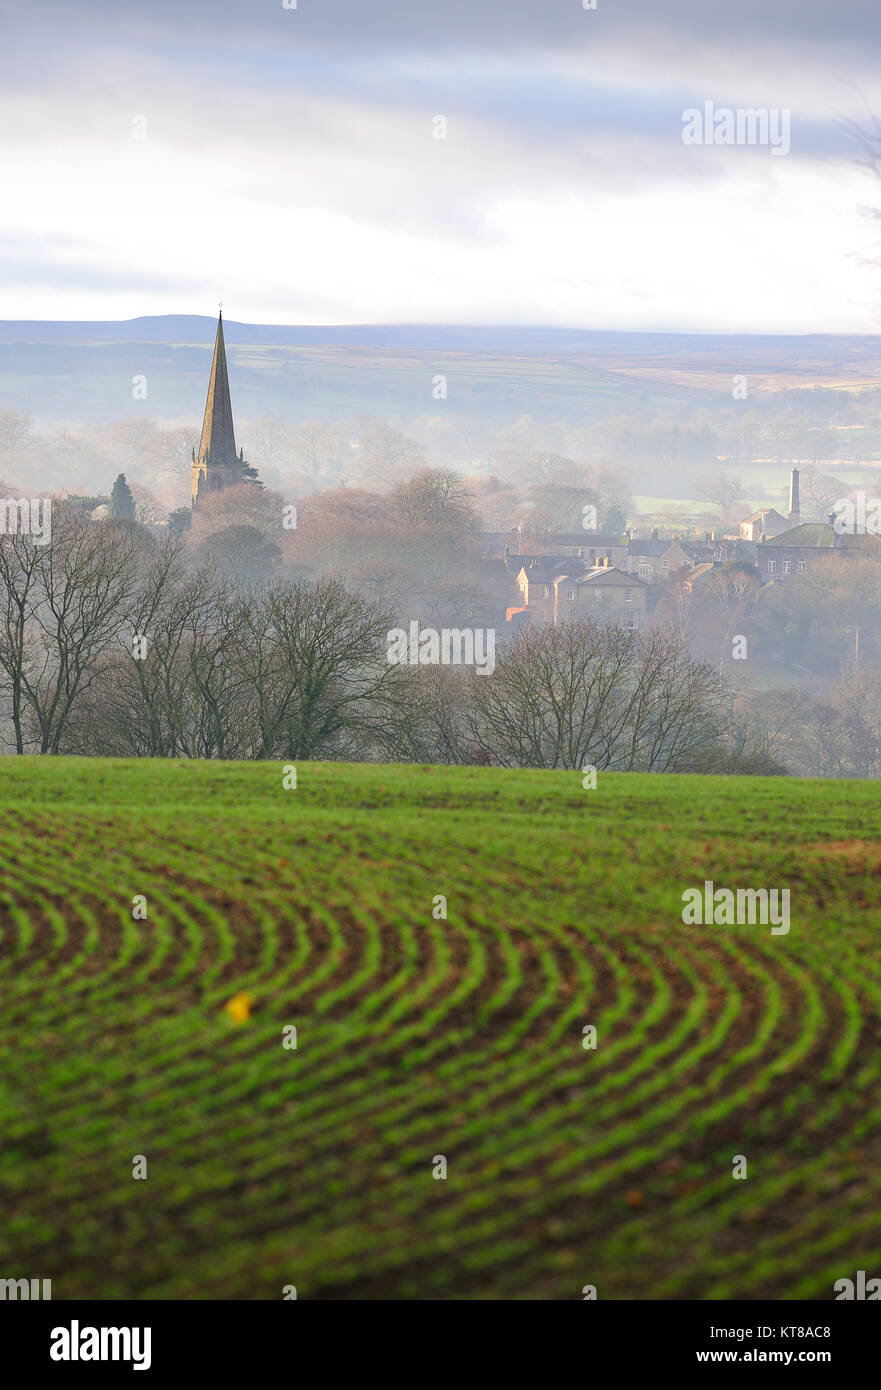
1;759;879;1299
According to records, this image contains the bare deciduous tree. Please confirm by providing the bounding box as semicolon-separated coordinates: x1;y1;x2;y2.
469;619;725;771
0;410;35;454
16;509;140;753
694;472;745;521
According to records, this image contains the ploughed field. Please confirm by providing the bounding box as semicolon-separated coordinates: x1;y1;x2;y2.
1;759;879;1300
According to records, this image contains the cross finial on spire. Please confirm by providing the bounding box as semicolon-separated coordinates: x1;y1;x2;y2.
218;299;223;315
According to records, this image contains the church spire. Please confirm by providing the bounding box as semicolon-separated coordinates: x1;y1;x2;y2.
197;311;238;467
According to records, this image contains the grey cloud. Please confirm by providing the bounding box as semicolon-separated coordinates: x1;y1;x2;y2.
7;1;881;54
2;0;876;171
0;247;199;294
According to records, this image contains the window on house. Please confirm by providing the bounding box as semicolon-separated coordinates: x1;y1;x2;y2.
624;589;633;602
662;558;668;569
624;611;637;630
783;559;791;574
639;564;650;579
768;560;776;574
594;588;602;599
566;589;575;600
797;559;806;574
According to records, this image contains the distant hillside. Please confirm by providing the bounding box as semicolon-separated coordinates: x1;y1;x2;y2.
0;317;878;426
1;316;881;358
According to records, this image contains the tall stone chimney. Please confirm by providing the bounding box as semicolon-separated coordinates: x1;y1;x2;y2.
789;466;800;525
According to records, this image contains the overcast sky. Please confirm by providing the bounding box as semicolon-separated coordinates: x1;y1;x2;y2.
1;0;880;332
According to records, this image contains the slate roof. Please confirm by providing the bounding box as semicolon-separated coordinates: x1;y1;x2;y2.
759;523;834;548
545;532;626;547
760;523;881;550
627;539;679;557
519;558;590;584
578;566;647;587
742;507;788;525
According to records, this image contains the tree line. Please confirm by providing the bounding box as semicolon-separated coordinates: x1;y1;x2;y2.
0;508;751;771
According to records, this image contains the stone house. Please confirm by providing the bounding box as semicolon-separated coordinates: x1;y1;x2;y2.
625;537;690;582
739;507;789;542
571;562;648;630
756;522;881;580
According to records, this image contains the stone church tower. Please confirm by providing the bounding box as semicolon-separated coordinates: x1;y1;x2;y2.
191;311;261;507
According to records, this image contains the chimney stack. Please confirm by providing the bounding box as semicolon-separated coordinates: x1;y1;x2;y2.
789;467;800;525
